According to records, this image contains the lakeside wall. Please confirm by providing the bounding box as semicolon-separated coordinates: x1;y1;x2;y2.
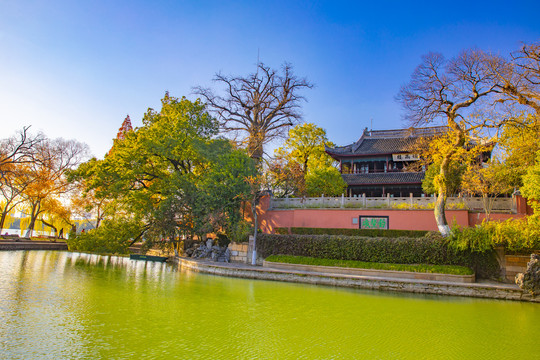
253;195;530;234
174;257;539;302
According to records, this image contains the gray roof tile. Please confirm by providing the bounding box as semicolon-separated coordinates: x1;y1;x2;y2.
342;172;425;185
326;126;447;157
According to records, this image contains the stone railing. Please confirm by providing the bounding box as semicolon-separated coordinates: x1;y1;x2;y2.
269;195;515;212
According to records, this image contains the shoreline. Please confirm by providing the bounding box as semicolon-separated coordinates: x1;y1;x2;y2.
172;257;539;303
2;247;536;303
0;240;68;251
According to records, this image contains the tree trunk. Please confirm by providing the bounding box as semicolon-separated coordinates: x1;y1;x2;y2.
40;218;58;236
0;198;15;231
434;191;451;236
434;123;464;237
435;153;452;237
0;210;7;231
482;194;492;222
24;217;36;238
248;128;264;163
251;198;258;266
24;200;41;238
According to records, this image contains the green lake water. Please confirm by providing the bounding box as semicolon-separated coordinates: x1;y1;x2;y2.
0;251;539;359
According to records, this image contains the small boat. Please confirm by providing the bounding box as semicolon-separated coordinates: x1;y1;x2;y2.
129;254;168;262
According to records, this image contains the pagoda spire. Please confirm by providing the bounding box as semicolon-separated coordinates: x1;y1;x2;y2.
116;115;133;140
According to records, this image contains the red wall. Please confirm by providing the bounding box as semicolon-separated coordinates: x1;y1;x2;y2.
255;196;529;234
258;208;470;233
468;212;526;226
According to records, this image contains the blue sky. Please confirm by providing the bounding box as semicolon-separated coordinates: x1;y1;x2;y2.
1;0;539;158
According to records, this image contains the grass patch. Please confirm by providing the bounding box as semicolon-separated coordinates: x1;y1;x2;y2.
265;255;474;275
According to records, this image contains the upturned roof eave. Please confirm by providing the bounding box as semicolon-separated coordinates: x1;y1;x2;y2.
325;125;449;158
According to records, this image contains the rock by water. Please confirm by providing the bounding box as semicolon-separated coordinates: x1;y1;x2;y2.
516;253;540;296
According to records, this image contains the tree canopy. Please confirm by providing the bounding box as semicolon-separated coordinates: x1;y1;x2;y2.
69;94;256;252
398;49;509;236
268;123;346;197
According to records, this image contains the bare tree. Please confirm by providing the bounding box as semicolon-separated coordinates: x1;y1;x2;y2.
397;49;504;236
0;167;33;230
493;42;540;114
0;128;44;231
22;138;89;237
194;62;313;162
0;127;43;185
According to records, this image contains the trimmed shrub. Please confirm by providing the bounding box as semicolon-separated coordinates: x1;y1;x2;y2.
257;233;500;279
279;227;429;238
274;228;289;235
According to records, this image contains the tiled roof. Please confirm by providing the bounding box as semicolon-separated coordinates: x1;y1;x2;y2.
326;126;447;157
342;172;425;186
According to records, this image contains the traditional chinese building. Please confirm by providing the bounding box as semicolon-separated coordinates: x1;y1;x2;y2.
325;126;447;197
107;115;134;156
116;115;133;140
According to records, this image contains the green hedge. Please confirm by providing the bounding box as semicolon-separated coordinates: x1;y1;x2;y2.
274;227;429;238
257;233;500;279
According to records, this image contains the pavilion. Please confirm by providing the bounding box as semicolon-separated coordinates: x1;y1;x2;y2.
325;126;447;197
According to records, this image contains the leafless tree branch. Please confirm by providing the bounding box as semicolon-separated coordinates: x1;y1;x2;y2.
194;62;313;161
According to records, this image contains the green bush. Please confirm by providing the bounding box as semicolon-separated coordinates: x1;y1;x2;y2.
216;233;230;248
66;217;143;254
450;217;540;254
274;228;289;235
281;227;429;238
257;233;500;279
227;219;252;243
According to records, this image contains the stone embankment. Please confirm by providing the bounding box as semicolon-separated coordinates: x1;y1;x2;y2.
172;257;539;303
0;239;68;251
262;261;476;283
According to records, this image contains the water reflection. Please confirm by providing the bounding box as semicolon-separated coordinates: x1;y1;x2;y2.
0;251;539;360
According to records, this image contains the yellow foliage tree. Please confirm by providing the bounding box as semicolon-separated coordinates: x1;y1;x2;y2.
398;49;507;236
21;138;88;237
461;160;514;220
270;123;345;197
